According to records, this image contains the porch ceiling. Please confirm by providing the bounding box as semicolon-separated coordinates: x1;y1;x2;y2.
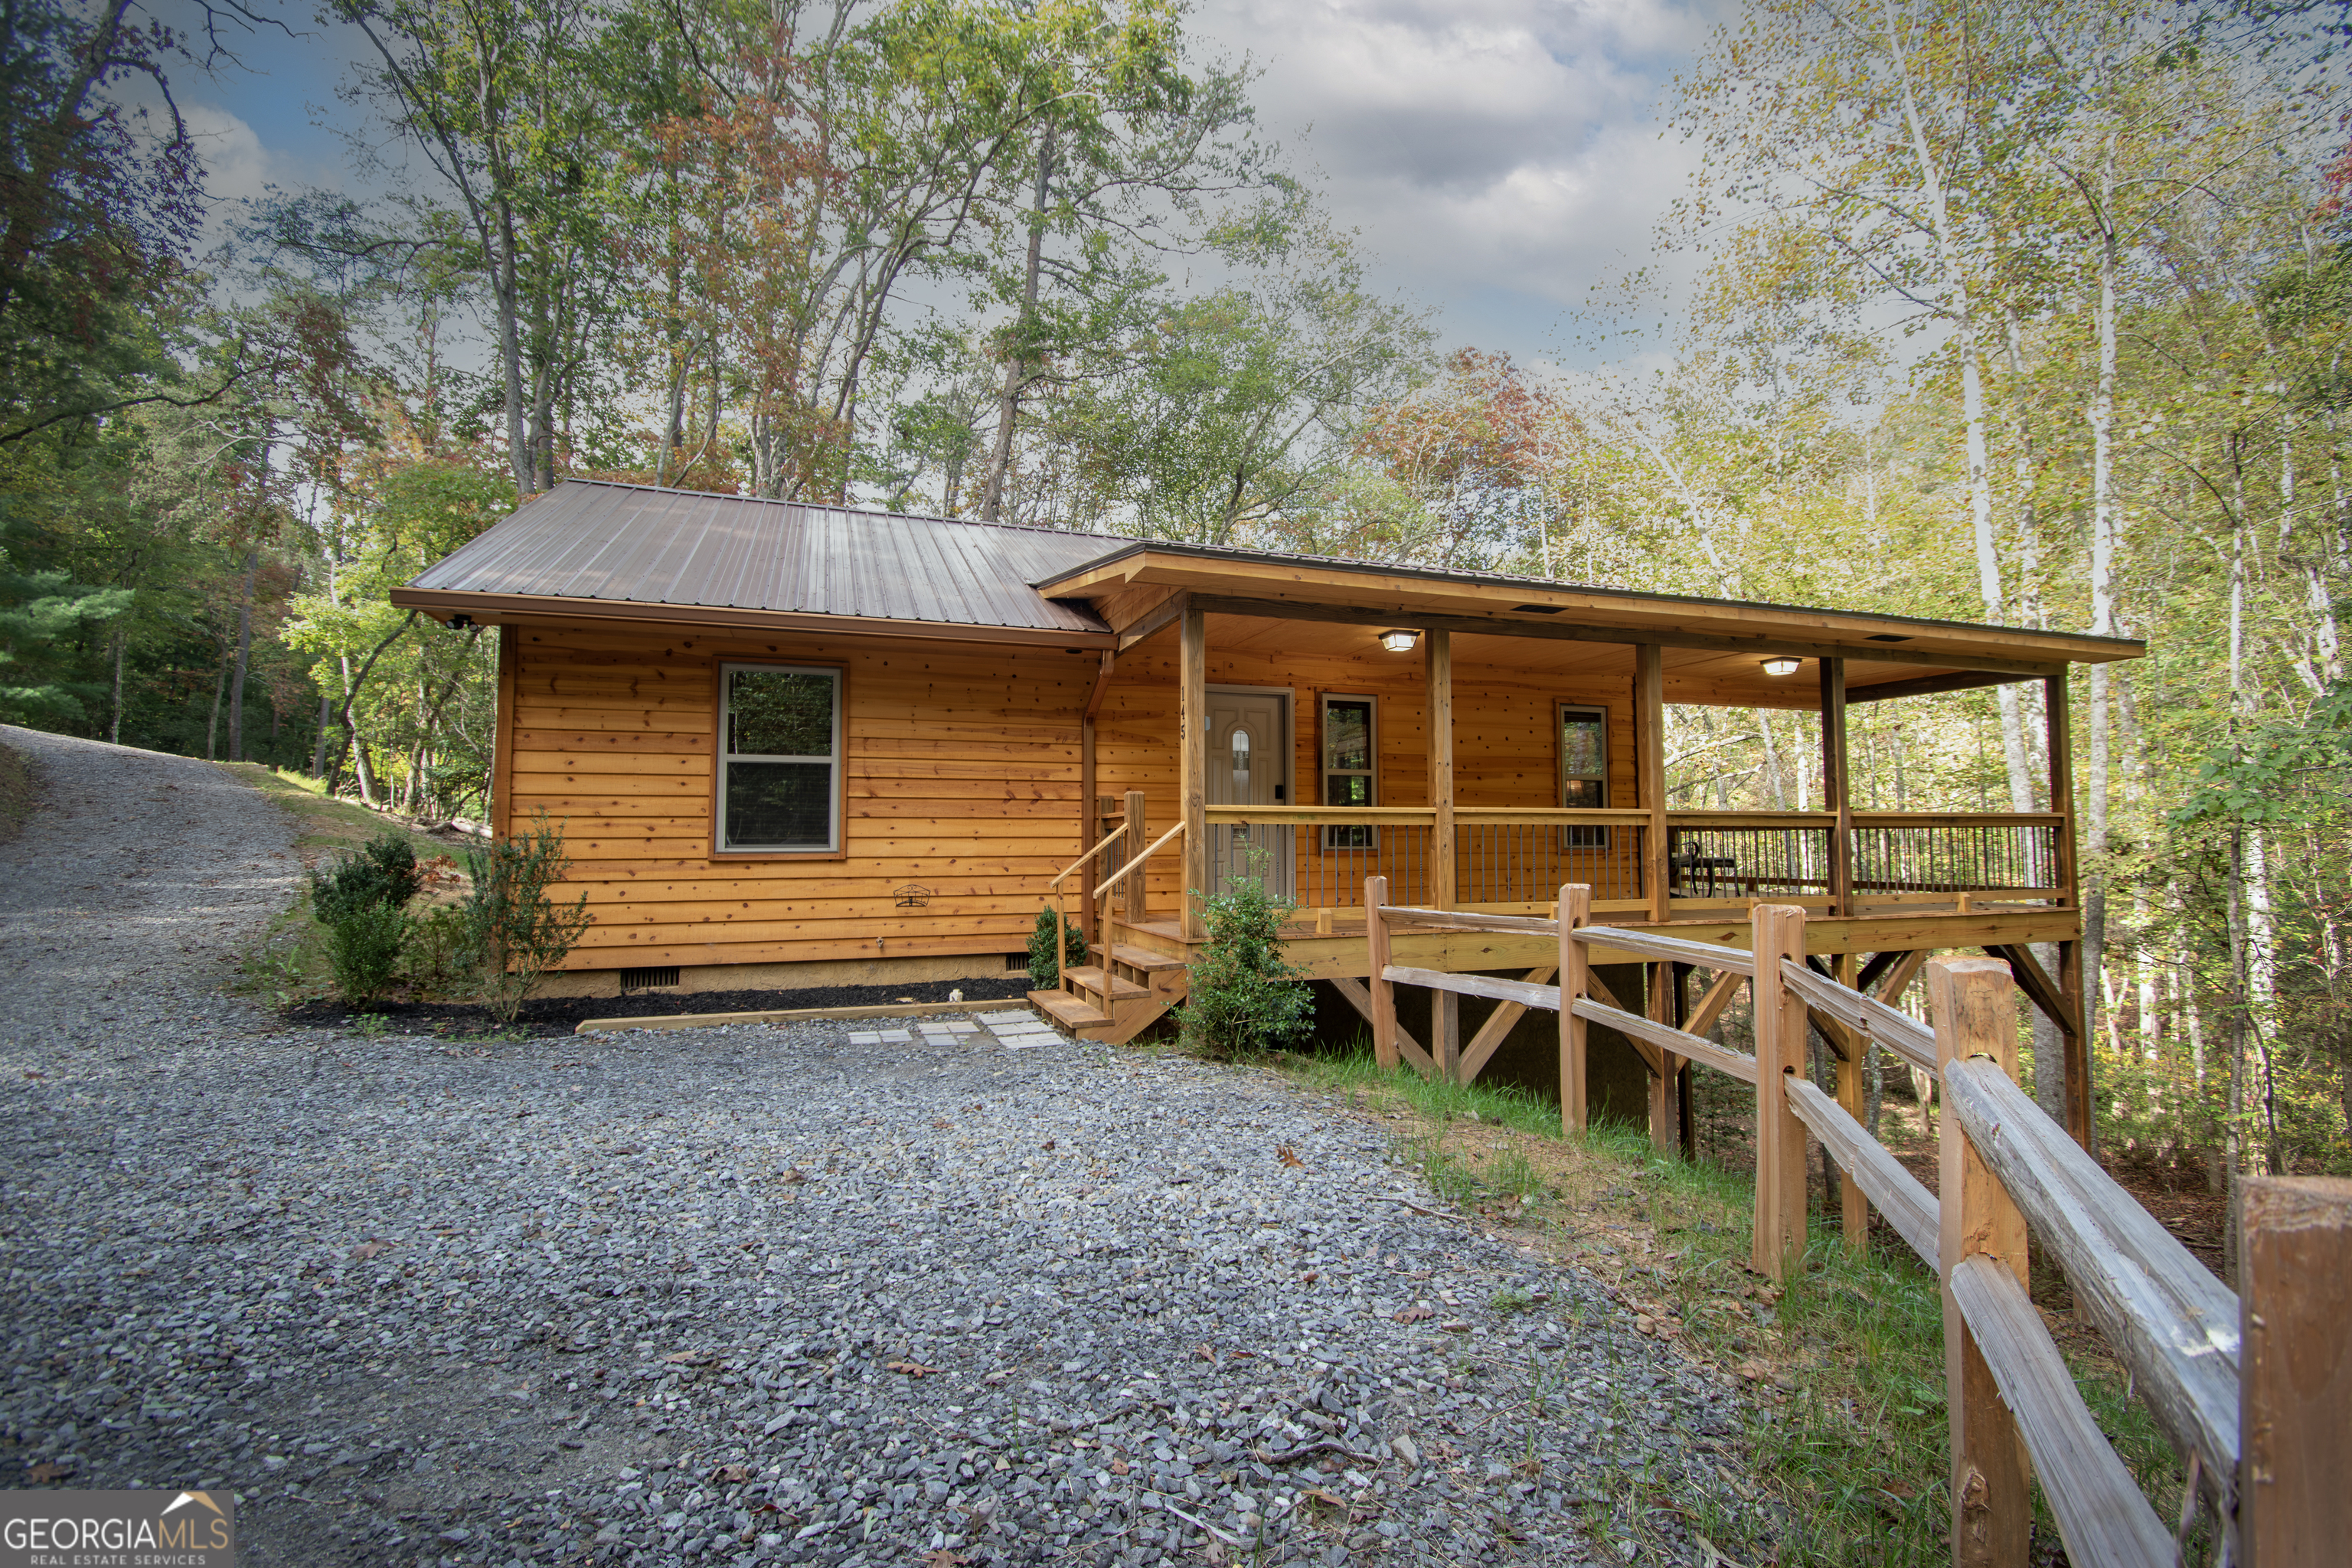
1050;548;2143;708
1187;612;2033;710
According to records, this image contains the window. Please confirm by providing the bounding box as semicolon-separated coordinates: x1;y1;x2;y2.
720;665;841;852
1321;694;1376;848
1559;704;1609;848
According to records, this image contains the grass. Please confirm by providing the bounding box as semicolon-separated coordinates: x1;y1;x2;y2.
220;764;475;1008
0;735;38;844
1270;1043;2214;1566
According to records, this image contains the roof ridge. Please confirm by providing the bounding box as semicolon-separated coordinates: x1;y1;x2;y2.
550;477;1132;548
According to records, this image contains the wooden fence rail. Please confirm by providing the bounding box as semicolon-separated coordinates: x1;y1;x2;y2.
1360;877;2350;1567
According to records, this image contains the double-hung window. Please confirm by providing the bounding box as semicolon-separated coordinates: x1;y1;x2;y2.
1559;704;1609;848
720;665;841;853
1321;694;1377;848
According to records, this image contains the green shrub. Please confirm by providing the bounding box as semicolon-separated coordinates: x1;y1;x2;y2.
1027;903;1087;990
1174;851;1313;1057
400;903;478;998
460;811;592;1024
309;831;420;923
319;897;410;1004
308;831;422;1004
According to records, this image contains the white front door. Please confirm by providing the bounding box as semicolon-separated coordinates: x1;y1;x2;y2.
1205;689;1293;902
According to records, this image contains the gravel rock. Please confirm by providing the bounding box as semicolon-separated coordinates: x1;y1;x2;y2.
1;728;1756;1565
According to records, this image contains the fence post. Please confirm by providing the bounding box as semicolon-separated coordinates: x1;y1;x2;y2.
1367;876;1396;1070
1750;903;1809;1282
2236;1175;2352;1566
1560;884;1591;1136
1930;956;2030;1568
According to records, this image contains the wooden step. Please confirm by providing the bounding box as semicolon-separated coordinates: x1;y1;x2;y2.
1095;942;1187;974
1027;989;1110;1030
1063;965;1149;1002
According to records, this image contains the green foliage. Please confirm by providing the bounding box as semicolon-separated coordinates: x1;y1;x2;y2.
307;831;424;1004
319;900;410;1006
1027;903;1086;991
309;831;423;920
1173;854;1313;1057
460;811;592;1024
0;552;130;722
400;904;479;999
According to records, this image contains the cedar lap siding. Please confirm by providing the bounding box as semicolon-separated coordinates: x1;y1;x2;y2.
393;479;2143;991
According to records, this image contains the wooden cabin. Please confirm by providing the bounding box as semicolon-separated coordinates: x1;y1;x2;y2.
395;479;2141;1142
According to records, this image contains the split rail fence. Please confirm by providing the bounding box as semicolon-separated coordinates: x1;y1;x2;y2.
1360;877;2349;1567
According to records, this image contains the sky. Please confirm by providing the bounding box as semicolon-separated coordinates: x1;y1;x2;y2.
162;0;1723;371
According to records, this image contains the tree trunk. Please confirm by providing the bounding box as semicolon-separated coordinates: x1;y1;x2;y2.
228;545;258;763
206;651;227;763
333;612;417;808
980;128;1055;525
109;625;125;744
311;694;334;777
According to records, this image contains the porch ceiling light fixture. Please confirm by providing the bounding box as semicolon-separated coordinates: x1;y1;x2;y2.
1760;655;1803;676
1380;629;1421;652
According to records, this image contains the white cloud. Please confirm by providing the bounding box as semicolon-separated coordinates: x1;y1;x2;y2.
1193;0;1725;354
184;103;277;205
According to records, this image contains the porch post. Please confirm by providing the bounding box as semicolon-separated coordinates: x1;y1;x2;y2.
1426;629;1454;910
1635;644;1669;923
1821;656;1851;916
1181;606;1208;939
2045;671;2092;1148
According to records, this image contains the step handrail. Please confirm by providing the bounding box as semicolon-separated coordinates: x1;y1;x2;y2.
1047;821;1127;889
1094;818;1186;910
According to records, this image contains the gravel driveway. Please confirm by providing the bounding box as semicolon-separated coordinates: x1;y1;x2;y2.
1;727;1752;1567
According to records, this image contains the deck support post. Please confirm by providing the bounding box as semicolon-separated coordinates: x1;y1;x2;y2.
1636;644;1668;923
1560;884;1591;1135
1932;955;2030;1568
1750;903;1809;1282
1426;629;1454;910
1180;606;1207;939
2044;673;2091;1148
1122;791;1148;924
1367;875;1396;1070
2236;1175;2352;1565
1821;657;1851;916
1646;962;1679;1152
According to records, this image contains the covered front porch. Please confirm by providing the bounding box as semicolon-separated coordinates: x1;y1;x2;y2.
1030;550;2134;1147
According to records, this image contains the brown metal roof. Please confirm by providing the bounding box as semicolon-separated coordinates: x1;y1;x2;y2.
402;481;1125;635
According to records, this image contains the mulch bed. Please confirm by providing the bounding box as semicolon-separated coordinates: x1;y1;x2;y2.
280;975;1038;1039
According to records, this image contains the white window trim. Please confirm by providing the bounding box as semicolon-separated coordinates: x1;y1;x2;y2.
1320;692;1378;850
719;663;843;854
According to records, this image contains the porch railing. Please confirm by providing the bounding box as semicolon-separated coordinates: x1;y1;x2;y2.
1098;803;2068;928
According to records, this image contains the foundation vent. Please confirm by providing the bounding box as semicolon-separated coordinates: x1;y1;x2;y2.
619;966;681;992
